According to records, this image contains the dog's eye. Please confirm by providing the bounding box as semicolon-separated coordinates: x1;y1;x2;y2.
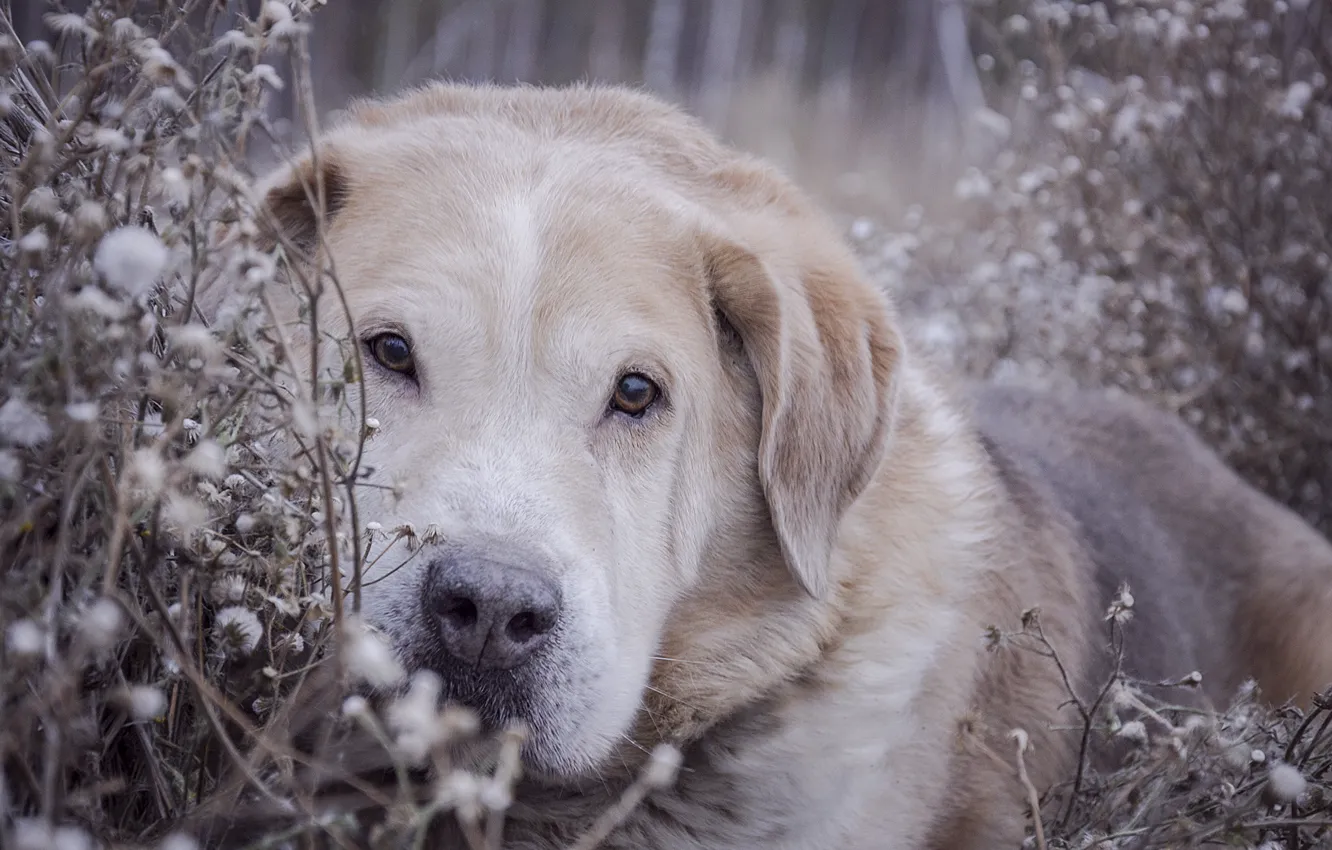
367;333;415;375
610;373;659;417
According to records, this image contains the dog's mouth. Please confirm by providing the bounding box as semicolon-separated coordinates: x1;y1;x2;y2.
407;640;543;724
392;635;596;776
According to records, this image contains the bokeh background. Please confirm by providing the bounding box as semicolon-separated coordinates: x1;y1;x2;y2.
8;0;995;206
11;0;1323;526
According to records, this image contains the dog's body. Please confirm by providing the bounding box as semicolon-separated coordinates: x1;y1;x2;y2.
225;82;1332;849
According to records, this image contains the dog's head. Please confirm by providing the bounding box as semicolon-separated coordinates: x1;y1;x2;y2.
246;84;902;777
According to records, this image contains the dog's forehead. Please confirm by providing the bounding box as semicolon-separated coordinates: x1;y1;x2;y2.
319;130;715;379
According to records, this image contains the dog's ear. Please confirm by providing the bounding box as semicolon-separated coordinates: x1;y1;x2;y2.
703;228;902;600
193;151;348;324
255;150;349;257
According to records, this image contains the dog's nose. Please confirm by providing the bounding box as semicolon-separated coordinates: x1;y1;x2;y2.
426;553;562;671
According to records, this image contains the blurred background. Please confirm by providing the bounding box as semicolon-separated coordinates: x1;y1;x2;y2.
299;0;989;193
7;0;998;209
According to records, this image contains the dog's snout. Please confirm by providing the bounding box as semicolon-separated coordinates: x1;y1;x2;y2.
427;554;562;671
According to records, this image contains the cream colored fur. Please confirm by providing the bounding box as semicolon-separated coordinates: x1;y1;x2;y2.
207;82;1332;850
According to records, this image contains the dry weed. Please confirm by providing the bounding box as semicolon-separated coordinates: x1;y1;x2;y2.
2;1;1329;849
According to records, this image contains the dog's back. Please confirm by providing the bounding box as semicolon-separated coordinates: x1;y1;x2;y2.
970;383;1332;707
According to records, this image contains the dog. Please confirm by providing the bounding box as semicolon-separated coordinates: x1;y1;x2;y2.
220;82;1332;849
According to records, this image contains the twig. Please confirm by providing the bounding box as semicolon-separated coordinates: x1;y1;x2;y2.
1009;729;1048;850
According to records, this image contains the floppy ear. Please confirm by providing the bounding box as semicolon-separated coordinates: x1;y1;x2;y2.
704;231;902;600
255;150;349;257
193;151;348;324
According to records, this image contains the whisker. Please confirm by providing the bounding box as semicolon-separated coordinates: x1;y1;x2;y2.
618;732;652;757
650;655;709;666
644;684;702;712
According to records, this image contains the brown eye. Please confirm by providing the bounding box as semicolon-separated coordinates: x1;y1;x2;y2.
368;333;415;375
610;373;659;417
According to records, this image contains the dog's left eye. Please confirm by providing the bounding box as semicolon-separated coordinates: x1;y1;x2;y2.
610;373;660;417
367;333;415;375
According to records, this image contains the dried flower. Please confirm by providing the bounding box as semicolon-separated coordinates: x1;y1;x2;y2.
644;742;683;789
343;617;406;688
80;598;125;651
64;402;99;424
1264;763;1307;804
6;619;44;659
185;440;227;479
0;450;20;482
213;606;263;656
158;833;199;850
0;397;52;447
123;685;167;721
18;229;49;257
387;670;445;764
1105;583;1135;624
342;695;370;717
210;574;248;605
94;226;168;298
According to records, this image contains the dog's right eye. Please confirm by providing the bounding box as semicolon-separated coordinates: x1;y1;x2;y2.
367;333;415;376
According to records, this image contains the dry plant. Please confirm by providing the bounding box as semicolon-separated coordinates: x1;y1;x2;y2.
1;3;678;849
980;586;1332;849
3;1;1330;849
854;0;1332;844
859;0;1331;535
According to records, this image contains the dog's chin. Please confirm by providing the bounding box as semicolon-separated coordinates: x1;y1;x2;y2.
516;734;606;782
422;706;626;787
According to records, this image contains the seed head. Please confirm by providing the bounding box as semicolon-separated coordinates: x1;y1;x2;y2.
1265;762;1308;804
213;606;263;656
0;450;20;482
6;619;44;659
644;742;683;789
122;685;167;721
0;397;53;447
80;597;125;650
94;226;168;299
185;440;227;480
344;617;406;689
65;402;99;424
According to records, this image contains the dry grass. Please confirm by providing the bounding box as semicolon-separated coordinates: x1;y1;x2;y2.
1;1;1329;849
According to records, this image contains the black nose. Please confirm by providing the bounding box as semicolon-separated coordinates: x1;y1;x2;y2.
425;553;562;671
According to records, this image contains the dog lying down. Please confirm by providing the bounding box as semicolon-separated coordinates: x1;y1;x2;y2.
215;82;1332;849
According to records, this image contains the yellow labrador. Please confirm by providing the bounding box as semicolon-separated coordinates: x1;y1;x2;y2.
232;82;1332;849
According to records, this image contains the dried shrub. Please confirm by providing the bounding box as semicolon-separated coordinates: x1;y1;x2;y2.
983;591;1332;849
1;4;671;849
861;0;1331;534
2;1;1329;849
0;1;372;845
846;0;1332;845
